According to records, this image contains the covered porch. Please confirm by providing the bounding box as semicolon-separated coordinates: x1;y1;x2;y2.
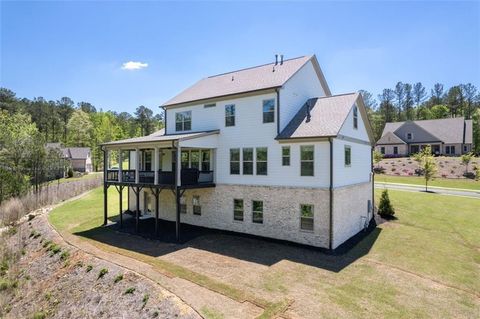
101;129;219;241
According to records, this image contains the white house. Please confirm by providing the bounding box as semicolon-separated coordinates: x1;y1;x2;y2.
102;55;375;250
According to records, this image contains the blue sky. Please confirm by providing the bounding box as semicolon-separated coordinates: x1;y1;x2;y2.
1;1;479;114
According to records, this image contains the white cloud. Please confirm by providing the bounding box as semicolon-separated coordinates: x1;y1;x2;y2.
121;61;148;70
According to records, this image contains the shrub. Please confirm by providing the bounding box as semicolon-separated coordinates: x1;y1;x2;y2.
60;251;70;261
86;265;93;272
98;268;108;279
373;167;385;174
142;294;150;308
114;274;123;283
391;168;396;172
415;168;424;176
124;287;136;294
378;190;395;218
32;311;46;319
67;168;74;178
27;214;35;221
42;240;52;248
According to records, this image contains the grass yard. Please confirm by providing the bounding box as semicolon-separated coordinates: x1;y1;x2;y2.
49;187;480;318
375;174;480;190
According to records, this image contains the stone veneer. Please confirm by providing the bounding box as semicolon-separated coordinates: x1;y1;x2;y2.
129;181;372;249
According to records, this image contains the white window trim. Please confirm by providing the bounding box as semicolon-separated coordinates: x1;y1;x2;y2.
344;145;352;167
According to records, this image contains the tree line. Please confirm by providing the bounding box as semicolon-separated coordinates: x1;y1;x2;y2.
0;87;164;203
360;82;480;153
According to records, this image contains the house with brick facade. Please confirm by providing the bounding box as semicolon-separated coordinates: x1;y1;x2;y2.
102;55;375;250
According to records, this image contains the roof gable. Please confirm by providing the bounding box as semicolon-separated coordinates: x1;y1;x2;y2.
376;131;406;145
162;55;330;107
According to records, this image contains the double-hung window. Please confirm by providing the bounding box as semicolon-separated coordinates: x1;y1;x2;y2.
201;150;210;171
181;150;190;169
262;99;275;123
300;204;314;231
300;145;314;176
252;200;263;224
242;148;253;175
256;147;268;175
230;148;240;174
225;104;235;127
345;145;352;167
190;150;200;170
193;195;201;215
353;106;358;129
175;111;191;132
233;199;244;221
282;146;290;166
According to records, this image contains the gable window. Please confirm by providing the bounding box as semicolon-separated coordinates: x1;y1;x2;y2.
393;146;398;155
204;103;216;108
353;106;358;129
193;195;201;215
406;133;413;140
300;145;314;176
225;104;235;127
256;147;268;175
181;150;190;168
180;196;187;214
252;200;263;224
175;111;191;132
201;150;210;171
380;147;385;154
282;146;290;166
345;145;351;167
230;148;240;174
262;99;275;123
243;148;253;175
233;199;244;221
300;204;314;231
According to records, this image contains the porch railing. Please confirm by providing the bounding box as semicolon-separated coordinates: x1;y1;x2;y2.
106;170;118;181
122;170;136;183
106;169;214;186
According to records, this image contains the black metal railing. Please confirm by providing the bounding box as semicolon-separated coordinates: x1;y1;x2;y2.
122;170;136;183
106;170;118;181
106;169;214;186
139;171;155;184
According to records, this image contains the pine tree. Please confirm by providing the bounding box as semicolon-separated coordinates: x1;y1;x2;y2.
378;189;395;218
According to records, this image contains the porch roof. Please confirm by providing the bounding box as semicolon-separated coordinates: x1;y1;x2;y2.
102;129;220;148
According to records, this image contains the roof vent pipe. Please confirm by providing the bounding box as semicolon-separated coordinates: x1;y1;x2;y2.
280;54;284;65
275;54;278;65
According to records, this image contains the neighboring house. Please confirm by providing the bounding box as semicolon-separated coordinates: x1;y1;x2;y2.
46;143;93;173
102;55;375;250
375;118;473;157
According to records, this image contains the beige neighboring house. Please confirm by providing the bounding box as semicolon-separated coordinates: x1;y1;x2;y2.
46;143;93;173
375;117;473;157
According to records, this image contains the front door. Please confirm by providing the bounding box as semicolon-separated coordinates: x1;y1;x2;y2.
410;145;419;154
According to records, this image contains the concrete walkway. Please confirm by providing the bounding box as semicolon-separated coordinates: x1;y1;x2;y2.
375;182;480;199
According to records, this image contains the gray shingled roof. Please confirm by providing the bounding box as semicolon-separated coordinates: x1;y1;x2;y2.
276;93;359;139
68;147;90;159
381;117;472;144
162;56;313;106
102;129;219;147
376;131;406;145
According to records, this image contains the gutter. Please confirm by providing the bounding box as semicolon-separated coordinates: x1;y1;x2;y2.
328;137;333;250
162;106;167;135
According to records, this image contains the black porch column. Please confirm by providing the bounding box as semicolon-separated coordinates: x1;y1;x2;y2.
135;186;140;233
119;185;123;228
103;184;108;226
175;187;180;242
154;189;160;237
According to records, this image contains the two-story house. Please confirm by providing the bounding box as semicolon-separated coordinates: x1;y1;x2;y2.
102;55;375;250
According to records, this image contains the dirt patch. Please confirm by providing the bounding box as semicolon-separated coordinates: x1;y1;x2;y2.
0;211;200;319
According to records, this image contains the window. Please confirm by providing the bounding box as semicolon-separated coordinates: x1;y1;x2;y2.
175;111;191;132
190;150;200;170
180;196;187;214
256;147;268;175
262;99;275;123
451;146;455;154
353;106;358;129
225;104;235;127
233;199;244;221
446;146;450;154
406;133;413;140
393;146;398;155
300;145;314;176
201;150;210;171
300;204;314;231
345;145;351;167
252;200;263;224
464;145;468;152
144;151;152;171
193;195;201;215
380;147;385;155
282;146;290;166
204;103;216;108
230;148;240;174
181;150;190;168
242;148;253;175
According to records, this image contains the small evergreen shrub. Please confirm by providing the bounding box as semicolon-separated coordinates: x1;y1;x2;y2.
98;268;108;279
378;190;395;218
114;274;123;283
67;168;74;178
124;287;135;294
86;265;93;272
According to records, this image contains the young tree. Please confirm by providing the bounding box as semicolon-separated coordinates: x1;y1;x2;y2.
378;189;395;218
461;152;474;174
373;150;383;169
417;145;437;192
67;110;93;147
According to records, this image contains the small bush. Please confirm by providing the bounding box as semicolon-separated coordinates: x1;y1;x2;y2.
60;251;70;261
67;168;74;178
124;287;135;294
415;168;424;176
32;311;46;319
142;294;150;308
0;259;8;276
43;240;52;248
463;172;475;179
86;265;93;272
373;167;385;174
98;268;108;279
114;274;123;283
378;190;395;218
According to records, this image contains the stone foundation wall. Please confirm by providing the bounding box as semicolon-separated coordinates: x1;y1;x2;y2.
332;182;373;249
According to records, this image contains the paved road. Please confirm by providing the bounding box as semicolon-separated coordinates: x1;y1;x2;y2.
375;182;480;199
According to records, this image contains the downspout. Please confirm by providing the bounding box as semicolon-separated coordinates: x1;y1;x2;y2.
276;88;280;135
371;146;375;222
162;106;167;134
329;138;334;250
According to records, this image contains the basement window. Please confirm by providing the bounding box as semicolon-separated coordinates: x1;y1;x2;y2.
300;204;314;231
252;200;263;224
233;199;244;221
193;195;201;215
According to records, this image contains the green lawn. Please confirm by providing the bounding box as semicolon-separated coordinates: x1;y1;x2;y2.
46;172;103;185
375;174;480;190
49;187;480;318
